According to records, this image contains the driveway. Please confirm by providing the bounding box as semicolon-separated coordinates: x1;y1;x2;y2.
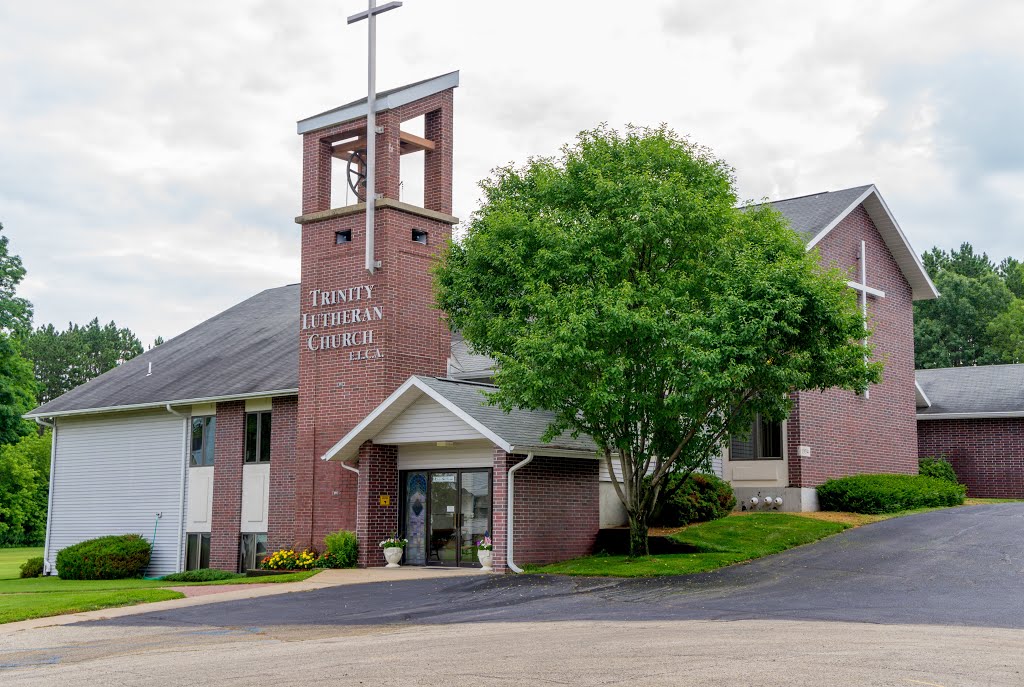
3;503;1023;686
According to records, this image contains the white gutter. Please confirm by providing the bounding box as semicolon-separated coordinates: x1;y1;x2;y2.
25;388;299;420
35;418;56;575
165;404;189;573
506;452;534;574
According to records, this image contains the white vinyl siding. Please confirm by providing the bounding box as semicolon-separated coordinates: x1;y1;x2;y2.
375;396;485;444
47;411;186;577
240;463;270;533
397;441;494;470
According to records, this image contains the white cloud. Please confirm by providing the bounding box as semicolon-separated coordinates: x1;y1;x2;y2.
1;0;1023;343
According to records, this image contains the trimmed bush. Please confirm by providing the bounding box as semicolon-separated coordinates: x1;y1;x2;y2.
654;472;737;527
19;556;44;578
919;456;961;484
321;529;358;568
55;534;151;580
817;474;966;514
160;568;244;582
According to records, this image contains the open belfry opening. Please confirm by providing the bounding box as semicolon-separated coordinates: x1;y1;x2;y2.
289;72;459;561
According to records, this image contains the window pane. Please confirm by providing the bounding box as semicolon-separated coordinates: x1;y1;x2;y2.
244;414;258;463
759;419;782;458
259;412;272;463
239;534;250;573
186;533;197;570
200;533;211;569
254;533;268;566
204;417;216;466
730;424;755;461
190;418;204;467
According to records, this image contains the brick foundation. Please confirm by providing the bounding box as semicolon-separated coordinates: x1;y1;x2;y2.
918;418;1024;498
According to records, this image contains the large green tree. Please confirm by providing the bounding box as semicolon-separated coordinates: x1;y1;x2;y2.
914;243;1015;368
23;319;143;405
0;223;32;335
435;125;879;556
0;431;51;546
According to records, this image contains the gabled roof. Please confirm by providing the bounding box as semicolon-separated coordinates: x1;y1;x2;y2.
26;285;301;418
763;184;939;301
296;71;460;135
322;376;599;463
916;365;1024;419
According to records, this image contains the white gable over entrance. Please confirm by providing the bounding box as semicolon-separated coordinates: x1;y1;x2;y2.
375;395;485;444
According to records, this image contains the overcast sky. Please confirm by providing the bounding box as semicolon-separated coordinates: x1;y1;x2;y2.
2;1;1023;344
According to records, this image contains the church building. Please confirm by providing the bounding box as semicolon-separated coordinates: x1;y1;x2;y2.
27;73;938;576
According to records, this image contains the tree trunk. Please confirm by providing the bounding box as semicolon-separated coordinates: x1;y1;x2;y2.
627;512;650;558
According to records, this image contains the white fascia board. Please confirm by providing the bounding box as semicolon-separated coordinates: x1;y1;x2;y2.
24;389;299;420
915;380;932;409
917;411;1024;420
804;185;939;301
506;446;603;460
321;376;512;462
297;71;460;134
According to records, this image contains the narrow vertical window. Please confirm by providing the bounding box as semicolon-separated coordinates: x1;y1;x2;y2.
190;416;216;467
244;411;272;464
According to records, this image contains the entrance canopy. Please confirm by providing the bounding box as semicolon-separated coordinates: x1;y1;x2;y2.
321;376;600;464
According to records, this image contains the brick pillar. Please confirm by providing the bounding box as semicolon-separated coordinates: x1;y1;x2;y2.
786;391;803;487
375;109;402;201
355;442;399;567
491;448;514;573
423;90;454;214
302;135;333;214
210;401;244;571
267;396;297;553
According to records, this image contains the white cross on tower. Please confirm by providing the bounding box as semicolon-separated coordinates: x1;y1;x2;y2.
847;239;885;398
348;0;403;275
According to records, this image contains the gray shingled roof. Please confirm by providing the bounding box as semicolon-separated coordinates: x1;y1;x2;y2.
916;365;1024;417
760;185;873;242
31;185;890;417
415;376;599;454
28;285;301;417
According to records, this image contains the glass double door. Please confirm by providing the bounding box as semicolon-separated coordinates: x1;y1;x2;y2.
402;469;491;567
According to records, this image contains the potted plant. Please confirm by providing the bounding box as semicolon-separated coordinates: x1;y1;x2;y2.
379;534;408;568
476;535;493;571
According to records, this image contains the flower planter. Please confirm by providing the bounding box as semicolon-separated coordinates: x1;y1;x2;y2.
477;549;493;572
383;546;404;568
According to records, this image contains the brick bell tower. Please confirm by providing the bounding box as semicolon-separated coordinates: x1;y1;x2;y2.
276;72;458;556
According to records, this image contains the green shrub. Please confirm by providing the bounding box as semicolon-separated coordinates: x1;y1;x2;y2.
321;529;358;568
919;456;961;484
160;568;244;582
19;556;43;578
55;534;151;580
654;472;737;527
817;474;966;514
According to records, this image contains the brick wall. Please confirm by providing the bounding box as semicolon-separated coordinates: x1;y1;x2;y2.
294;87;456;555
491;450;599;573
918;418;1024;498
354;442;399;567
787;206;919;486
210;400;244;570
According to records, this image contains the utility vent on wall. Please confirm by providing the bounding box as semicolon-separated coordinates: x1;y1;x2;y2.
412;229;428;245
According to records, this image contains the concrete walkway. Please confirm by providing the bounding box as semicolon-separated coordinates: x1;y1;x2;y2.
0;565;487;635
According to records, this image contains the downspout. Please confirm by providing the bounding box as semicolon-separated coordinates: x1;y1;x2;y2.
341;462;359;476
36;418;56;575
166;404;188;573
506;452;534;574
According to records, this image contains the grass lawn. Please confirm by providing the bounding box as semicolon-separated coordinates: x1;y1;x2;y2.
530;513;847;577
0;552;321;624
0;547;43;580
